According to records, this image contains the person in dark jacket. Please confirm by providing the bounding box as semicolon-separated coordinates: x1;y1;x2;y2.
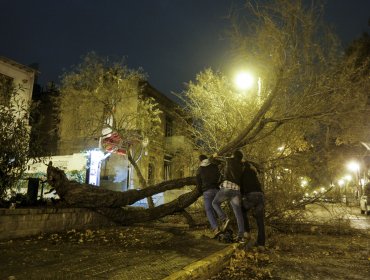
196;154;221;236
212;150;246;242
241;161;265;247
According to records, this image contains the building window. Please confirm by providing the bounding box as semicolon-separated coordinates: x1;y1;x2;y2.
165;116;173;137
0;73;13;106
178;166;184;179
164;155;172;180
148;162;155;185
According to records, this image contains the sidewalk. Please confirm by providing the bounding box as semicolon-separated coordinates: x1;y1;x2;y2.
1;224;234;280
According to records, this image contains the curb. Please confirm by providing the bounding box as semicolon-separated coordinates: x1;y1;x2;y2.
163;244;237;280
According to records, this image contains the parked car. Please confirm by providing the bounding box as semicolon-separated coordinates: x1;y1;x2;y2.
360;195;369;215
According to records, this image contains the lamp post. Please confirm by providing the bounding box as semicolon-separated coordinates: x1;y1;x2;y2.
234;70;263;106
347;161;361;200
343;174;353;205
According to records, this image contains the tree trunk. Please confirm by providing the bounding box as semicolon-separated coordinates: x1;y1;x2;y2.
128;150;155;208
47;164;198;209
95;189;200;225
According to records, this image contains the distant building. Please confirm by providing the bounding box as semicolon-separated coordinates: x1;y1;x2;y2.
0;56;36;118
56;80;195;205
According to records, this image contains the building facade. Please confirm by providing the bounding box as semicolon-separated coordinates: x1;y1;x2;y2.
0;56;36;115
57;81;195;203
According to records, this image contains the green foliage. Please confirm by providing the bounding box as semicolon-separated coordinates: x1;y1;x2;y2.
183;1;368;181
181;1;369;223
58;52;162;153
66;170;85;183
181;68;258;152
0;81;31;200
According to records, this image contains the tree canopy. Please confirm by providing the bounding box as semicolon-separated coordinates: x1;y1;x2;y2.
182;1;369;187
59;52;162;153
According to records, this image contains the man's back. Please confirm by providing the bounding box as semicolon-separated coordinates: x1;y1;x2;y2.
196;159;221;192
241;162;263;195
223;157;243;186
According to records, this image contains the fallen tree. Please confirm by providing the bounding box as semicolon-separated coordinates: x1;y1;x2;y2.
45;1;369;228
46;163;199;225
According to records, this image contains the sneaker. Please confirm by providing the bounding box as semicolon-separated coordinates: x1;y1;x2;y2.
244;232;251;240
212;228;221;238
253;242;266;251
220;218;230;232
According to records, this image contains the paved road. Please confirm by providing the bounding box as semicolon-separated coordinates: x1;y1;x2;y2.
1;225;228;280
304;203;370;230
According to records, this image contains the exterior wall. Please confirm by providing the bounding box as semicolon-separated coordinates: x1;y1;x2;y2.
58;89;139;156
27;153;87;174
57;103;97;155
0;208;114;240
0;56;36;119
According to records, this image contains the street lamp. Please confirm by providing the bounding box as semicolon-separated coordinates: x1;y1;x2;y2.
300;179;308;188
234;71;255;90
234;70;264;105
338;179;345;187
347;161;360;173
347;161;361;198
342;174;353;205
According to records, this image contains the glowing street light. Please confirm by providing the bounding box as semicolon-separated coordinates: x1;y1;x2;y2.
277;145;285;152
234;71;255;90
347;160;362;197
338;179;345;187
300;179;308;187
347;161;360;172
344;174;352;181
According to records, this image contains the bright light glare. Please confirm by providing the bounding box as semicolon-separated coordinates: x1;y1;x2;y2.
338;179;345;187
277;145;285;151
90;150;105;161
235;72;254;90
344;175;352;181
347;161;360;172
300;180;308;187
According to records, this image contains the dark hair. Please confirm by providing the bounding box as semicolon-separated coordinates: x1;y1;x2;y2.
233;150;243;160
199;154;207;161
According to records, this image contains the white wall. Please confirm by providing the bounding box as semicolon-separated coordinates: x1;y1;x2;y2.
27;153;88;174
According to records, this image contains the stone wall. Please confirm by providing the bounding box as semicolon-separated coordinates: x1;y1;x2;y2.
0;208;115;241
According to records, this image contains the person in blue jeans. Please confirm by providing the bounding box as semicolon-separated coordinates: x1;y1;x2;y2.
196;154;221;237
241;161;266;247
212;150;246;242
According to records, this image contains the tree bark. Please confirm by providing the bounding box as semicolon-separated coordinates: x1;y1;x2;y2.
127;149;155;208
95;189;200;225
47;164;197;208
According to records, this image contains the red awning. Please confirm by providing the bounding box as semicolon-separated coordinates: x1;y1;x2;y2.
101;132;126;155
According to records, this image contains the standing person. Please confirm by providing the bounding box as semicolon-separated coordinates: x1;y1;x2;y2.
196;154;221;237
241;161;266;247
212;150;246;242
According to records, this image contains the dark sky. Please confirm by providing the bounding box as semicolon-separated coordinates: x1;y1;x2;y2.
1;0;369;100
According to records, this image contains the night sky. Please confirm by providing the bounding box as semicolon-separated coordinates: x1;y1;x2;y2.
1;0;369;100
